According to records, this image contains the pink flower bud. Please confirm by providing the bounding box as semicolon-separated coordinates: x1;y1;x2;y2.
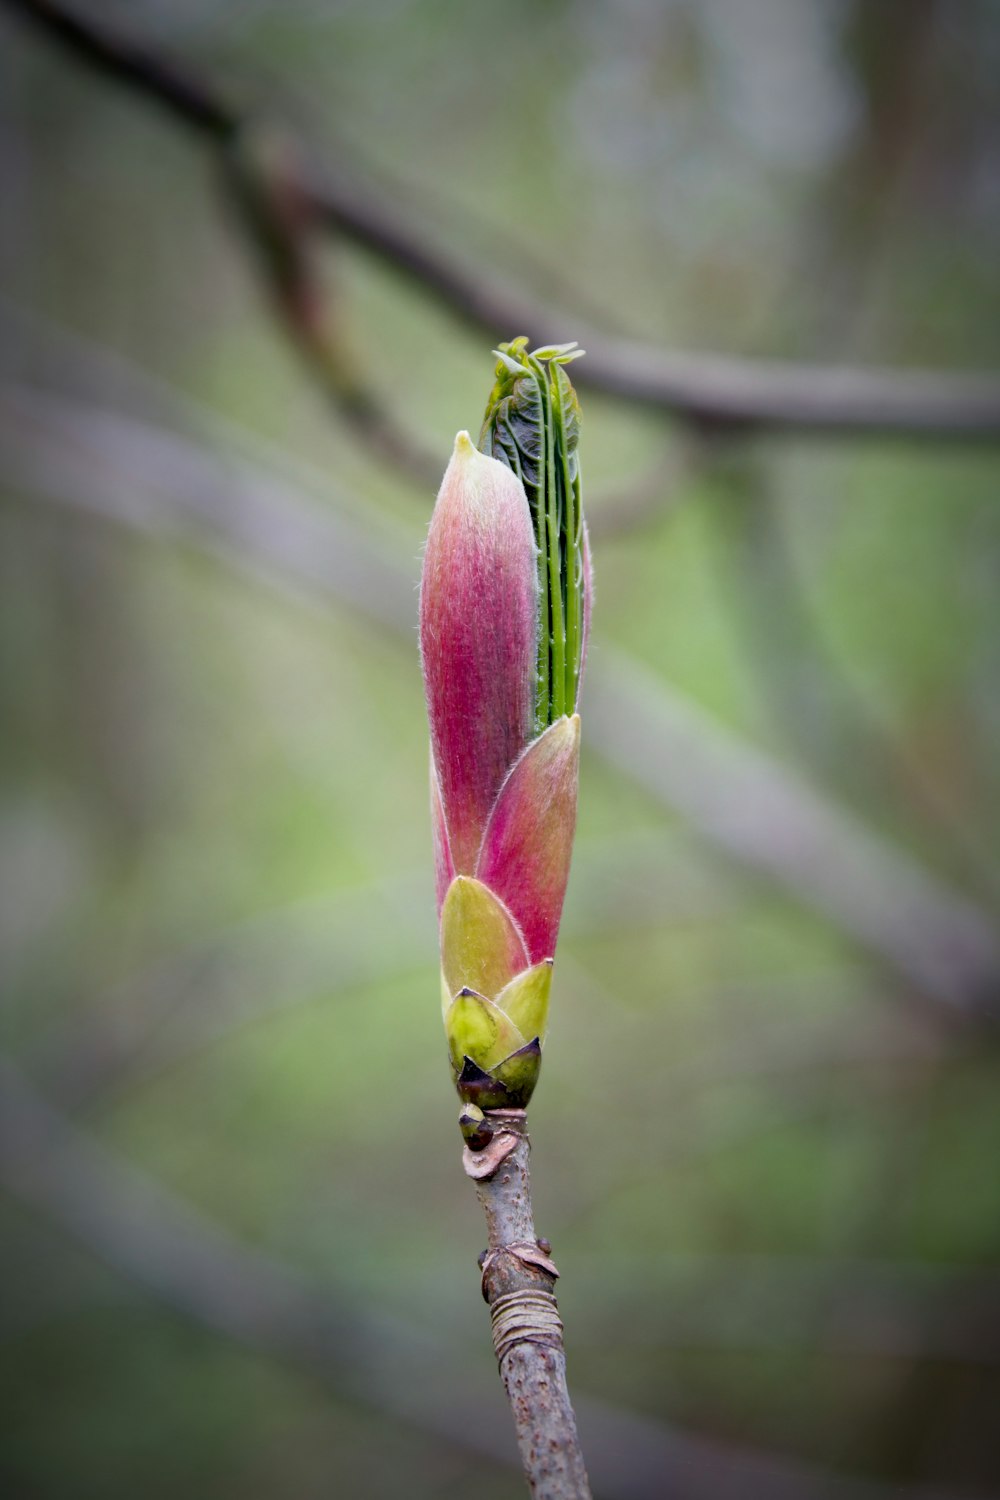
420;432;538;879
422;352;590;1107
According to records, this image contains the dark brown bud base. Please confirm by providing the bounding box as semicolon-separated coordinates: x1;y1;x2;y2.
454;1037;542;1111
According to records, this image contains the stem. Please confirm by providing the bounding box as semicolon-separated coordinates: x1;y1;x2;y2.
463;1111;592;1500
560;419;578;714
541;376;566;722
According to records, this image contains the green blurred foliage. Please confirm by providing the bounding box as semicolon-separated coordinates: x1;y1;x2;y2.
1;1;999;1496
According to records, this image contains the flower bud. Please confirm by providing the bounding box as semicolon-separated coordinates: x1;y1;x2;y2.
420;432;538;877
421;346;590;1109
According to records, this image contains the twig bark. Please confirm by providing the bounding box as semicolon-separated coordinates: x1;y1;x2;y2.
464;1111;592;1499
4;0;1000;439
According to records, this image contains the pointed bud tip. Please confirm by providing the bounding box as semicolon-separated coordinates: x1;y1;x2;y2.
443;429;525;500
553;713;582;746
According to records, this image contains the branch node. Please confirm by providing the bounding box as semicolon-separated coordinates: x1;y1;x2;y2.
462;1130;519;1179
461;1106;529;1179
490;1286;564;1367
480;1242;561;1300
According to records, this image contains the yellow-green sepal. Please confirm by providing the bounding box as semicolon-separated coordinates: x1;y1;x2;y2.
440;875;528;1002
491;1037;542;1106
495;959;552;1046
445;987;527;1074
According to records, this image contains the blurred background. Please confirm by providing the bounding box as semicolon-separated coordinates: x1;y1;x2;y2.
1;1;1000;1496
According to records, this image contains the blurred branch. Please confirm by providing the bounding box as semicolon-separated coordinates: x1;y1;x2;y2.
3;376;997;1019
585;434;700;542
568;1248;1000;1368
220;123;441;491
801;0;938;357
548;951;968;1214
4;0;1000;440
0;295;677;537
587;653;1000;1020
705;456;1000;900
0;1056;990;1500
0;380;416;633
2;0;237;134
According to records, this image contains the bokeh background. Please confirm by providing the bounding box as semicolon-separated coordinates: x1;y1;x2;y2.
2;1;1000;1496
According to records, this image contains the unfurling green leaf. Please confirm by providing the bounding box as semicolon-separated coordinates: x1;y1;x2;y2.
479;339;588;732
